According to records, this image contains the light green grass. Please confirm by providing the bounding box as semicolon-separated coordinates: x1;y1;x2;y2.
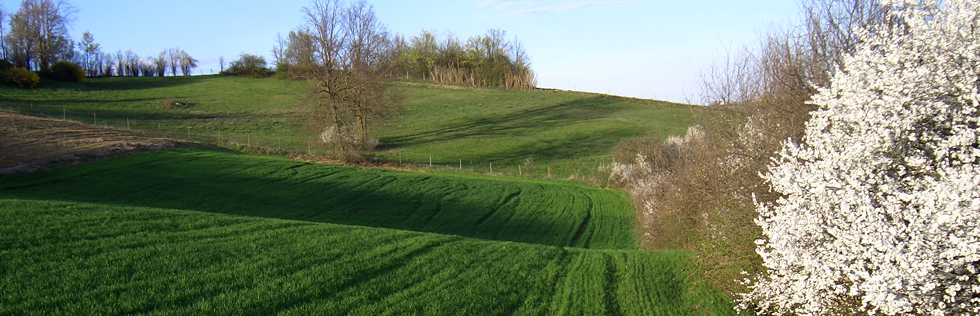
0;199;735;315
0;148;635;249
0;76;697;179
377;84;696;177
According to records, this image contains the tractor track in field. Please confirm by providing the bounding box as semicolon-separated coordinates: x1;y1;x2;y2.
0;111;192;176
476;190;522;226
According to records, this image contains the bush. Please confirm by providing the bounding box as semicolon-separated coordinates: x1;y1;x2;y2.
7;67;40;88
44;61;86;82
274;62;291;80
742;1;980;314
0;59;13;72
222;54;272;78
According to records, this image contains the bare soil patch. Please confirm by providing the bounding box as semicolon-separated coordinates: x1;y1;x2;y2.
1;111;191;176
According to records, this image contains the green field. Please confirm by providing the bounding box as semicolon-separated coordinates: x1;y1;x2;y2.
0;149;737;315
0;199;732;315
0;76;696;178
0;76;738;314
0;149;635;249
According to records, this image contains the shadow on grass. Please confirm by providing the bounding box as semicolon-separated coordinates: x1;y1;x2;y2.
0;149;622;248
383;96;630;147
80;75;210;91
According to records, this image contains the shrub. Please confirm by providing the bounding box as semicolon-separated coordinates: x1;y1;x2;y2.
222;54;272;78
44;61;86;82
523;158;535;177
0;59;13;72
8;67;39;88
741;1;980;314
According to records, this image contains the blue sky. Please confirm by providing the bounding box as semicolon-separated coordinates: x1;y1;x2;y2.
1;0;800;103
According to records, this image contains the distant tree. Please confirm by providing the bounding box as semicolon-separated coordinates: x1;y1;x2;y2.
100;51;113;77
114;50;123;76
219;55;225;72
139;58;155;77
0;6;7;60
272;32;287;66
177;49;196;76
76;31;100;77
4;0;76;71
167;47;179;76
155;50;166;76
124;49;138;76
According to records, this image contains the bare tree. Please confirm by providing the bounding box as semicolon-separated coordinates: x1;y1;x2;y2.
289;0;399;159
124;49;139;76
177;49;197;76
219;55;225;72
272;32;287;66
114;50;123;76
167;47;179;76
155;50;167;76
4;0;76;71
139;58;155;77
0;6;7;60
100;52;113;77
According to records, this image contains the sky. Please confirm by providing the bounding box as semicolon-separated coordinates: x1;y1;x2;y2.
0;0;802;103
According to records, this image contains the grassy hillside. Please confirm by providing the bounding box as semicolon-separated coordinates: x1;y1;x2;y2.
0;149;739;315
0;149;635;249
0;199;733;315
0;76;696;178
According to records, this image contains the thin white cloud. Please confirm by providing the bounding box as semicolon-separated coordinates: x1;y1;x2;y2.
478;0;637;17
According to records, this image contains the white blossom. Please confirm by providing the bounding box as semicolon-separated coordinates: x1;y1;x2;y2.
740;0;980;315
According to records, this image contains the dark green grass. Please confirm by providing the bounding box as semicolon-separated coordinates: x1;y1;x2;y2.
0;199;735;315
0;148;635;249
0;76;697;178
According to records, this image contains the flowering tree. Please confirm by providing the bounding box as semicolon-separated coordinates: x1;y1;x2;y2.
740;0;980;315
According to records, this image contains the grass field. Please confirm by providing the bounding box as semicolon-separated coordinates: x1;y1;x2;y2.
0;76;741;314
0;76;697;178
0;148;635;249
0;199;733;315
0;149;739;315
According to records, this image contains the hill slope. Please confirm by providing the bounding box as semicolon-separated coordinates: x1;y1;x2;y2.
0;149;635;249
0;76;696;178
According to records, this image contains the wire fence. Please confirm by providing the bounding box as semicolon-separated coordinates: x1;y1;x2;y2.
12;108;612;185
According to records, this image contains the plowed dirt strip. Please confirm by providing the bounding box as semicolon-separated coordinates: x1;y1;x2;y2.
0;111;187;175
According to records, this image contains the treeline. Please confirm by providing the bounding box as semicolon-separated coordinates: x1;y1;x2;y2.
272;28;536;90
75;33;198;78
0;0;198;88
388;29;536;90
